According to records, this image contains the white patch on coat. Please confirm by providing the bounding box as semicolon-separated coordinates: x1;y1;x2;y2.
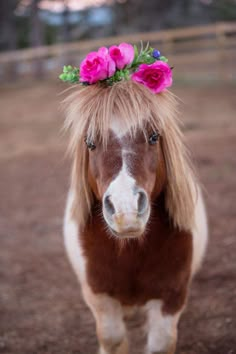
90;294;127;353
191;187;208;276
145;300;180;353
110;116;130;138
63;190;86;282
64;191;128;353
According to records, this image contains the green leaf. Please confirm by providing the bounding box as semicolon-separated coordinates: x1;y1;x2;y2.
63;64;76;74
59;73;68;81
145;56;156;64
134;44;139;60
71;75;79;83
67;73;73;81
59;66;80;84
159;56;168;62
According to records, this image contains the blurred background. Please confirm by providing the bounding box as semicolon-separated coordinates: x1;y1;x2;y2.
0;0;236;81
0;1;236;354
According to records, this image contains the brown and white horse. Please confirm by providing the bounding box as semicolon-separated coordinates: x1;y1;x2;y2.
63;80;208;354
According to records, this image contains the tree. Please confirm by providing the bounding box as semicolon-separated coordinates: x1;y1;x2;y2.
61;0;71;42
0;0;18;51
30;0;44;47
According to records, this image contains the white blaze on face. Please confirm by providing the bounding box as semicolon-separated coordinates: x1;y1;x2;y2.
108;116;139;214
106;119;139;217
101;119;150;237
103;151;150;235
105;157;138;215
102;153;144;236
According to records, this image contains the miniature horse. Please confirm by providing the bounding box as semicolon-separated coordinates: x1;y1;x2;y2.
63;81;208;354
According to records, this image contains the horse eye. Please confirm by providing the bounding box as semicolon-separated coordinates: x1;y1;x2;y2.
148;132;159;145
85;137;96;150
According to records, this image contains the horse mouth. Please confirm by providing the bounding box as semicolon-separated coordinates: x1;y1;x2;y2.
108;227;144;239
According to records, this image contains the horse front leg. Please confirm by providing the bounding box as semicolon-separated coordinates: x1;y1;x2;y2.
83;286;128;354
145;300;181;354
96;308;129;354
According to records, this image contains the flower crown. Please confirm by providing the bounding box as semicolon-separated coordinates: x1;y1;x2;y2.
59;43;173;94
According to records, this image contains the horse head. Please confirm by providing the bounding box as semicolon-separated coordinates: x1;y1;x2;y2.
64;81;195;238
86;127;166;238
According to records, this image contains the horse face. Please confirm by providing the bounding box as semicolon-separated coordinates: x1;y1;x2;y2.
87;128;167;238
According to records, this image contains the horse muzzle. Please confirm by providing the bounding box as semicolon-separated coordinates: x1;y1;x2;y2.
102;190;150;238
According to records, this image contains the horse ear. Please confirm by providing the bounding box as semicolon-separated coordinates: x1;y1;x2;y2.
71;141;94;230
161;115;196;232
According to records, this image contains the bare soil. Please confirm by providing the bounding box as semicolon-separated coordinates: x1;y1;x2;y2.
0;81;235;354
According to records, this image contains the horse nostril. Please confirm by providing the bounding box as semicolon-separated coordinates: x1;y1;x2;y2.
104;195;115;216
137;191;148;215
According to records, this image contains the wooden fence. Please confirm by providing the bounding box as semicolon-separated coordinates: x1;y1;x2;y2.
0;22;236;83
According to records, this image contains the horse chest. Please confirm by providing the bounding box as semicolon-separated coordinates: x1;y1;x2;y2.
81;215;192;312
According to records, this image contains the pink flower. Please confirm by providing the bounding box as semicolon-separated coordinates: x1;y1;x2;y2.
131;61;172;94
109;43;135;70
80;47;115;84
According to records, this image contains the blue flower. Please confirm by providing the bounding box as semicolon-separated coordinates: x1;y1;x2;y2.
152;49;161;59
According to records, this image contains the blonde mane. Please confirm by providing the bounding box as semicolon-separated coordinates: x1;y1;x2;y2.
63;80;197;231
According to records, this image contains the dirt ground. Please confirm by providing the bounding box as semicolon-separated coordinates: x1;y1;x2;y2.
0;81;235;354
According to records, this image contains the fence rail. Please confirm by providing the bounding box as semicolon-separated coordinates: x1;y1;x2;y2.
0;22;236;82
